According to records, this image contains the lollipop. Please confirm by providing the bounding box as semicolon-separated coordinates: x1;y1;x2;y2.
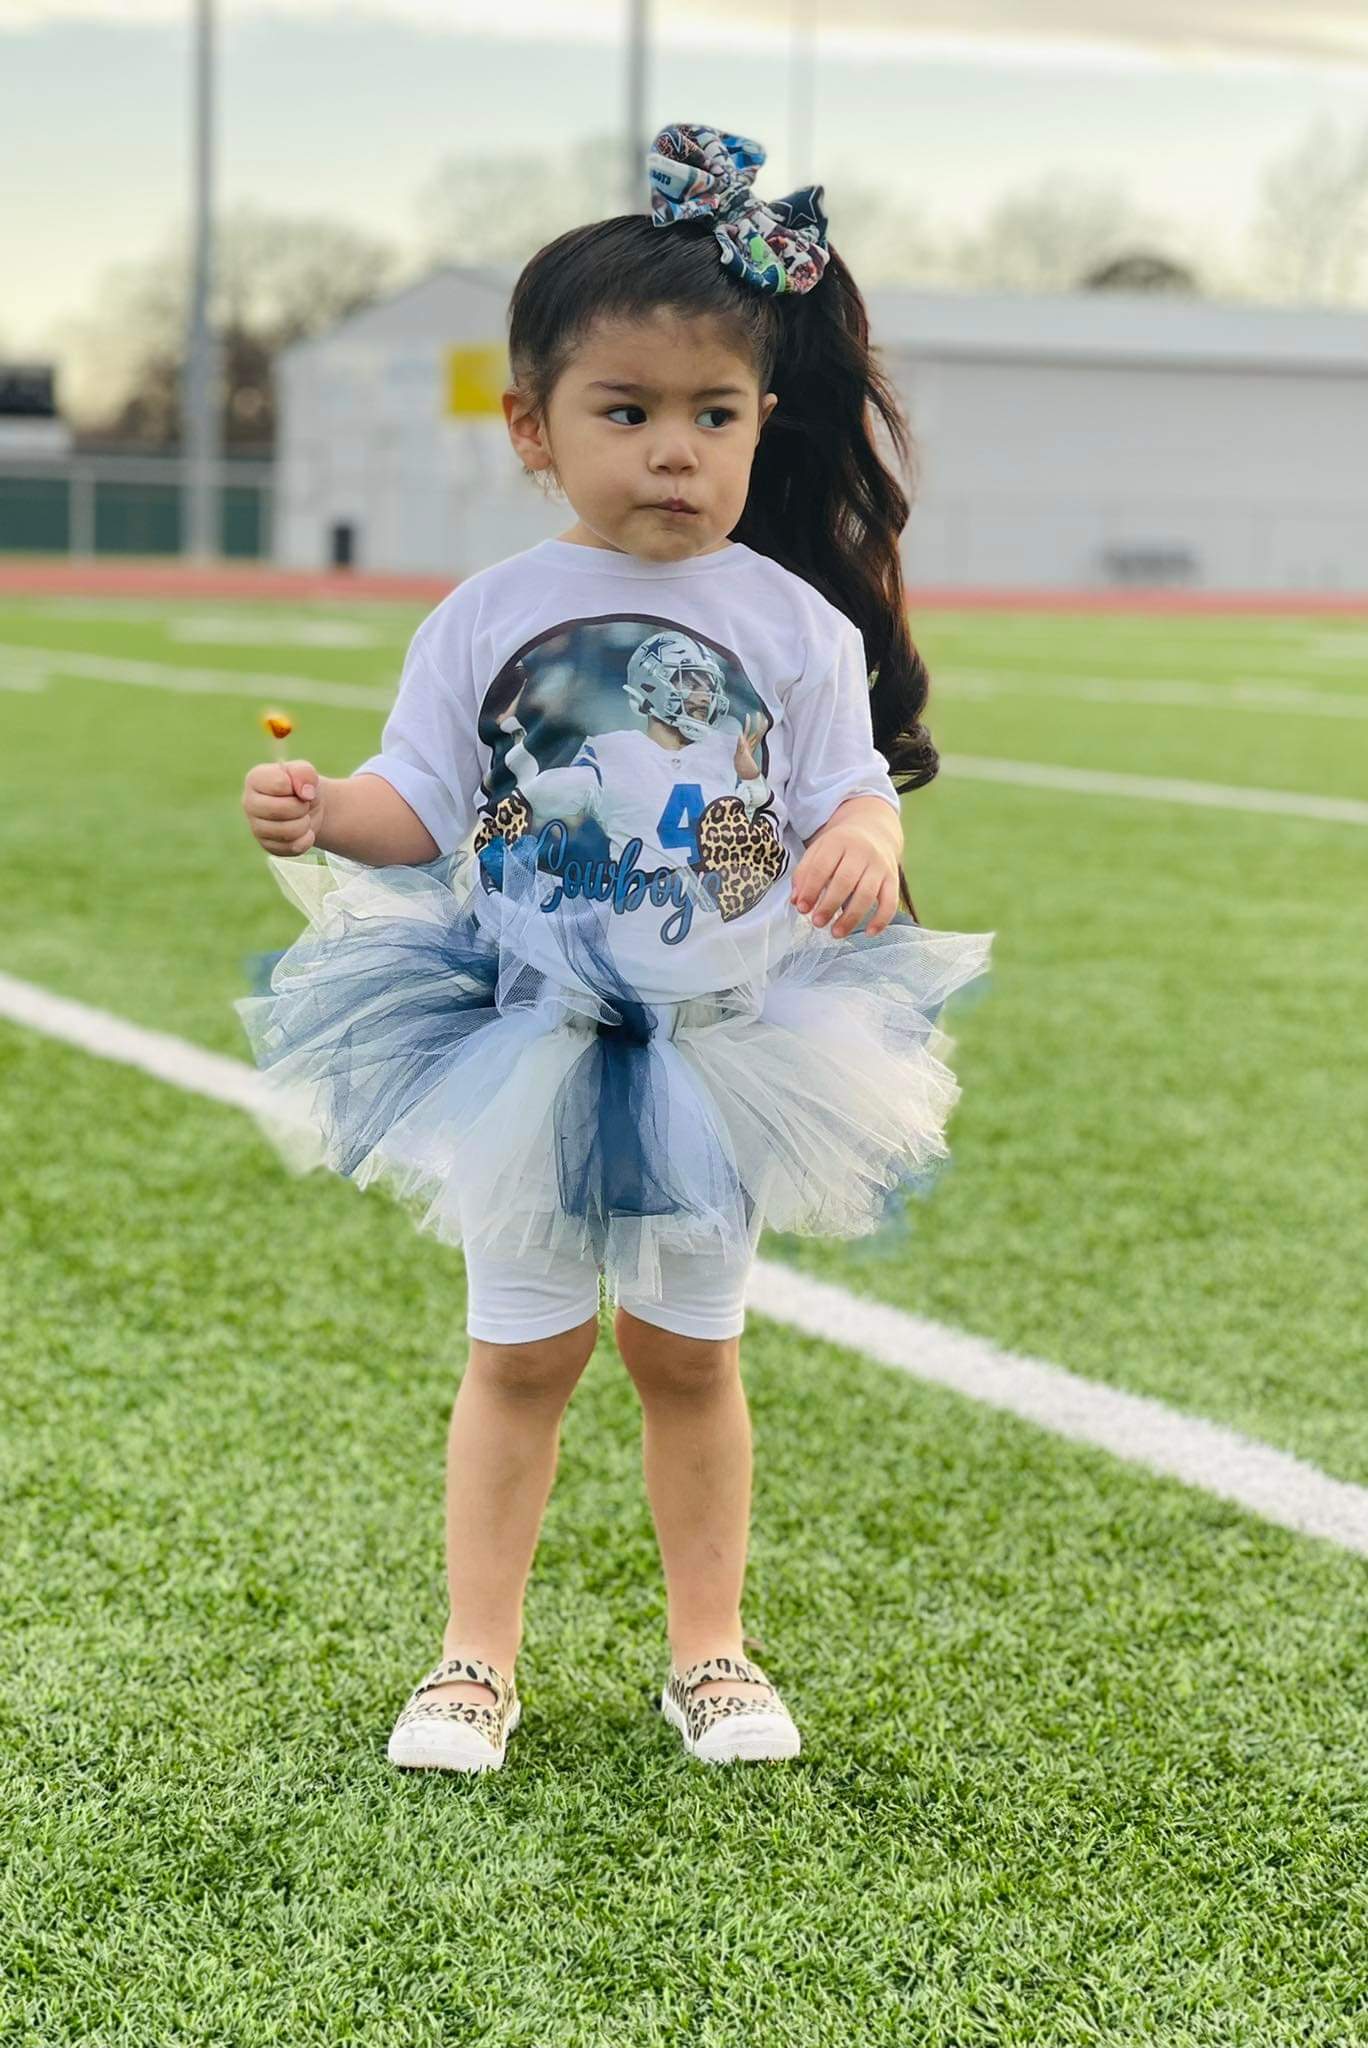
260;708;294;761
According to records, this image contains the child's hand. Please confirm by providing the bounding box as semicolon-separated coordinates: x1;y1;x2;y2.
242;759;326;857
733;712;765;781
791;811;900;937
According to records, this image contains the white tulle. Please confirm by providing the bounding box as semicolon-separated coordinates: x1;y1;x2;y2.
235;835;994;1307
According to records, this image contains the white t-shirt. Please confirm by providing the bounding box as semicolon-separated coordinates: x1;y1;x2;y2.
350;536;903;1004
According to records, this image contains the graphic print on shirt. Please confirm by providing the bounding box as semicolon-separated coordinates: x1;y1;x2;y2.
469;614;789;949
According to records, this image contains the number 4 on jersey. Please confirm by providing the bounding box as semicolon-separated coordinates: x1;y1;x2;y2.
656;782;705;862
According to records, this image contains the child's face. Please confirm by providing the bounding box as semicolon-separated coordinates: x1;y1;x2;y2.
504;310;778;560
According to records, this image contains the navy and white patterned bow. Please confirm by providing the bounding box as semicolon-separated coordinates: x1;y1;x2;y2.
647;122;830;296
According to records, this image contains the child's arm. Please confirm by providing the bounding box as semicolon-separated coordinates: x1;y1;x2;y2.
241;759;440;864
317;770;442;863
783;620;906;937
806;792;903;860
242;615;480;867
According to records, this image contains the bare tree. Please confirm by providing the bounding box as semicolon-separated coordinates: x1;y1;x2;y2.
419;144;946;290
815;173;942;286
417;134;631;267
941;172;1187;293
66;203;406;446
798;165;1196;296
1080;250;1200;293
1249;117;1368;304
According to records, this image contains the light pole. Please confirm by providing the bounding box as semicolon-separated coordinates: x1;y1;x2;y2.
182;0;219;560
625;0;648;212
791;0;817;179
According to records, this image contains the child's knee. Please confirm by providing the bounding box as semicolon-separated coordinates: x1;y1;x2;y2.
615;1305;740;1398
467;1318;598;1402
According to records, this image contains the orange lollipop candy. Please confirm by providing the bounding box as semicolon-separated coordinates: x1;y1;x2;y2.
260;707;294;762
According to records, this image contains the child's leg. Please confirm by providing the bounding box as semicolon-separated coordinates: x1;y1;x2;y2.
614;1243;773;1710
428;1248;600;1710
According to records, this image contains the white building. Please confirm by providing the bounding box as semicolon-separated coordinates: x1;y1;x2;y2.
275;265;1368;594
274;267;534;577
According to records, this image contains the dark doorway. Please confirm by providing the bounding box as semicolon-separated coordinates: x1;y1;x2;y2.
330;520;357;569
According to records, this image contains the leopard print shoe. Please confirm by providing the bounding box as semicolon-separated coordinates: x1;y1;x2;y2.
660;1651;801;1765
387;1654;521;1773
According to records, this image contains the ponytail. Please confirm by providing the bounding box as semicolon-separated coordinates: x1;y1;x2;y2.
735;248;935;920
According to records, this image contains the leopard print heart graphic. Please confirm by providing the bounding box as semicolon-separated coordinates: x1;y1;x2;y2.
695;796;789;922
473;790;534;857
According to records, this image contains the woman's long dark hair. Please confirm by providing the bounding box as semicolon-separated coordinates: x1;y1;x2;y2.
506;210;935;920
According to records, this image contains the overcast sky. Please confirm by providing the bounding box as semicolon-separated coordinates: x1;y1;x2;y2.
3;1;1367;364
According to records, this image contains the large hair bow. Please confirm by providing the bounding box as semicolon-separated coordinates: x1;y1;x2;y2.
646;122;830;296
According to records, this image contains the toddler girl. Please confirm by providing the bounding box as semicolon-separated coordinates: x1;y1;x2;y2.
238;122;993;1771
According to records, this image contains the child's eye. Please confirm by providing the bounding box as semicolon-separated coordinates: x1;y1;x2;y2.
603;406;736;428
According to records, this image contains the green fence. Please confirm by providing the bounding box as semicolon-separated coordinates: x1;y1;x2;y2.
0;466;270;557
0;477;68;552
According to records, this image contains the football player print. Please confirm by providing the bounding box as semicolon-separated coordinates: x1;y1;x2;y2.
472;620;790;949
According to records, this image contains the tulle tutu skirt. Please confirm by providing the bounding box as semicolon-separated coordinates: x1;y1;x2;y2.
234;835;994;1305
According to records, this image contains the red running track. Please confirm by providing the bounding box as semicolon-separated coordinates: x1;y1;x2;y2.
1;556;1366;615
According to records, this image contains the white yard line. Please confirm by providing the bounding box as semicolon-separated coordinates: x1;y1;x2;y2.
0;644;393;712
941;754;1368;825
926;621;1360;655
15;641;1365;726
0;971;269;1115
167;618;380;649
7;643;1368;828
4;966;1368;1559
745;1264;1368;1558
941;671;1368;720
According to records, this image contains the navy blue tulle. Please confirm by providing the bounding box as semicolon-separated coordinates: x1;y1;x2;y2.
234;834;994;1289
240;875;504;1177
503;834;751;1256
240;839;746;1242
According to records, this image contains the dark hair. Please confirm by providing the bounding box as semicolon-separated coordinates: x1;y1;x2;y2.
506;210;936;921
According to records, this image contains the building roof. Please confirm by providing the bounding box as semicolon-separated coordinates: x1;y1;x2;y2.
279;265;518;361
864;285;1368;372
287;263;1368;377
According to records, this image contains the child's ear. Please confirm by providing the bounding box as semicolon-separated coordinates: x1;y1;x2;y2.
503;387;555;476
757;391;779;437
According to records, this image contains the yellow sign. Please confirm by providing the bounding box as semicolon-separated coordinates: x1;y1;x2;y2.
444;344;508;417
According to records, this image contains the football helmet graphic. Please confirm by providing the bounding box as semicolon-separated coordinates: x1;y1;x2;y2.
623;631;730;744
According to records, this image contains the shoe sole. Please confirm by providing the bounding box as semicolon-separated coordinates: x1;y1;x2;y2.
660;1689;801;1763
388;1696;522;1773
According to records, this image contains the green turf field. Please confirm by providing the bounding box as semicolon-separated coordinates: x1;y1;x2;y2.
3;594;1367;2043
